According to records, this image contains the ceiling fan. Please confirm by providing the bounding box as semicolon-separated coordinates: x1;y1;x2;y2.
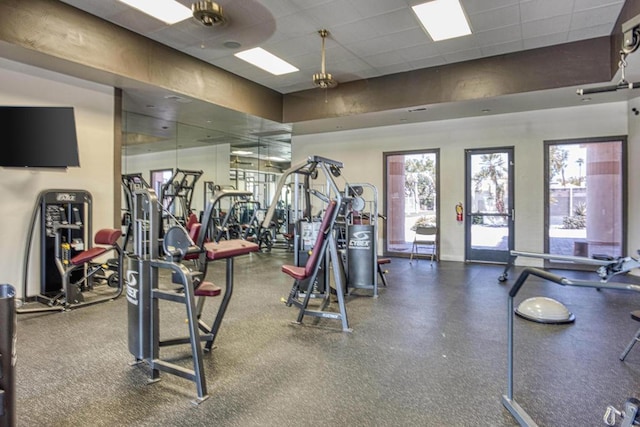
313;29;338;89
262;142;281;171
231;156;252;166
192;1;227;27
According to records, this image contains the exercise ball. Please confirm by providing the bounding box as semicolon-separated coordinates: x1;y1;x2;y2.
515;297;575;324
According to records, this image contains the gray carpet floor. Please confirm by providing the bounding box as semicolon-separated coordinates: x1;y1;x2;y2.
11;251;640;426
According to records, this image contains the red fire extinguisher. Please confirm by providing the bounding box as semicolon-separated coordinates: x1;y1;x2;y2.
455;202;464;222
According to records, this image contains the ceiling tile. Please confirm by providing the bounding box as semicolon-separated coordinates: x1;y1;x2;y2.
408;55;448;70
462;0;520;15
374;63;415;76
330;19;384;44
298;0;361;28
520;0;575;23
567;23;615;42
442;48;484;64
480;39;523;57
475;24;522;47
570;4;625;31
468;5;521;32
522;32;569;50
348;0;406;18
362;50;408;69
573;0;624;12
522;14;572;39
397;43;441;62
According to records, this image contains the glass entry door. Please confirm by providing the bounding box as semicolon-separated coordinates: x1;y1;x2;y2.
465;147;514;262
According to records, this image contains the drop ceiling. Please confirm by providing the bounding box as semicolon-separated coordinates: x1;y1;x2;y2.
59;0;632;158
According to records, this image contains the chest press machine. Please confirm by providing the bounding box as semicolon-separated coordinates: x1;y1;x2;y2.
262;156;352;331
126;188;258;403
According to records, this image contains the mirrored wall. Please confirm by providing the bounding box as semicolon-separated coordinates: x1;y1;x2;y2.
121;111;291;218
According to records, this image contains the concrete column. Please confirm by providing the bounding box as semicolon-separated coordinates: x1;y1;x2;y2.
586;141;623;257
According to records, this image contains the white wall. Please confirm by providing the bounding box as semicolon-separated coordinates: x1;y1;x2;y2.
123;144;231;214
0;58;115;299
292;102;629;264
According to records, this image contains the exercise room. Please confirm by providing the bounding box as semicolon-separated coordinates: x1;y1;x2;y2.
2;1;640;426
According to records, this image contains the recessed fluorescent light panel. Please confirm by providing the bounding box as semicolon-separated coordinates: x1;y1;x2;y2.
235;48;299;76
412;0;472;41
117;0;192;25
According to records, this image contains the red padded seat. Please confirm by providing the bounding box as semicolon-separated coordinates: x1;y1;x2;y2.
377;258;391;265
282;201;337;281
194;281;221;297
184;223;202;260
186;213;198;231
70;228;121;266
204;239;259;260
71;247;107;266
281;265;306;280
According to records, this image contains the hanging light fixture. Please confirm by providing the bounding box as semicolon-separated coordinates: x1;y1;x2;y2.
313;29;338;89
192;1;226;27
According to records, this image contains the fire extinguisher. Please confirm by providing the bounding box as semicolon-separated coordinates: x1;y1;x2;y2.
455;202;464;222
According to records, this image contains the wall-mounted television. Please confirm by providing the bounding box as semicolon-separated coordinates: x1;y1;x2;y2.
0;106;80;168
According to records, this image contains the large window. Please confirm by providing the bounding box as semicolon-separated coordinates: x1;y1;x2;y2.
544;137;626;265
384;150;439;256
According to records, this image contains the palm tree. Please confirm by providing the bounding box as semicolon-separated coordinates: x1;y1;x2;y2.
473;153;507;213
549;146;569;186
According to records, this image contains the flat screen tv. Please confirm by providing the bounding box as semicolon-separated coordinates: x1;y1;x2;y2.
0;106;80;168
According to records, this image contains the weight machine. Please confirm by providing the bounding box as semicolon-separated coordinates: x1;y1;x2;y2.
263;156;383;299
159;168;202;226
213;198;260;241
121;173;150;249
264;156;351;330
126;188;258;402
19;189;123;312
343;182;380;297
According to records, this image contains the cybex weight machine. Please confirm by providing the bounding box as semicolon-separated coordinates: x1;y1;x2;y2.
264;156;351;331
126;188;258;402
20;189;122;312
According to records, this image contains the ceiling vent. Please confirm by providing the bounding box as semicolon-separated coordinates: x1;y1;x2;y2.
313;29;338;89
192;1;227;27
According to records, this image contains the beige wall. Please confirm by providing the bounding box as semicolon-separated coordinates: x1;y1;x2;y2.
0;58;115;299
292;102;630;264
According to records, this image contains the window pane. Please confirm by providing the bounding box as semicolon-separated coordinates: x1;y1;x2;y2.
385;151;438;254
547;140;624;259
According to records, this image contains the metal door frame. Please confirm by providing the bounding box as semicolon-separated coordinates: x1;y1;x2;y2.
465;147;514;263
